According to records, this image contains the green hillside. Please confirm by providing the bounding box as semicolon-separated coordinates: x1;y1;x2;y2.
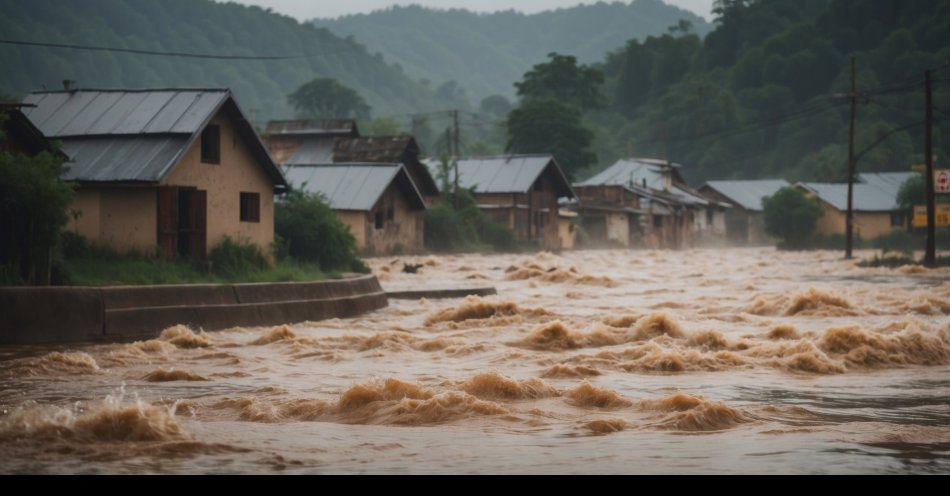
0;0;459;122
313;0;711;103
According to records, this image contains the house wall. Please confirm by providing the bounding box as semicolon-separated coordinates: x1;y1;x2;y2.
164;110;275;255
363;182;424;255
67;190;101;242
558;216;576;250
814;203;894;239
606;212;630;247
67;188;157;253
337;211;366;249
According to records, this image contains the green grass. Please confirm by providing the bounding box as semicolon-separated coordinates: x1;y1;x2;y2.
62;257;334;286
857;254;950;268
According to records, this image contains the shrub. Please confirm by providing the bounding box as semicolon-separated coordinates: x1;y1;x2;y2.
209;236;269;278
762;187;823;250
275;188;368;273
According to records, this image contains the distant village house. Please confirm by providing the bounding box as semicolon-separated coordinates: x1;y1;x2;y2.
23;89;287;260
698;180;790;245
796;172;913;240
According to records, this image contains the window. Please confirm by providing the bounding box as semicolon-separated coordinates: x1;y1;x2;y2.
240;192;260;222
375;211;384;229
706;209;714;225
201;124;220;164
890;212;904;227
386;207;394;222
653;215;663;228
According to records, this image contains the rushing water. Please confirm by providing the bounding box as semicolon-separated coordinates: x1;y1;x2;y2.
1;248;948;474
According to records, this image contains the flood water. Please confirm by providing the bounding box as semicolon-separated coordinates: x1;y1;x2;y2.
1;248;948;474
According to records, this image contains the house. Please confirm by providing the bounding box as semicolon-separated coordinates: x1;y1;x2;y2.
796;172;913;240
699;180;790;245
333;136;440;201
431;155;576;251
23;88;287;260
574;158;722;249
283;163;426;255
0;104;65;157
263;119;358;166
558;209;579;250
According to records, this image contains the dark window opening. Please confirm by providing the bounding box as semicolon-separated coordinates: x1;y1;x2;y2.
653;215;663;228
375;211;384;229
534;180;543;192
890;212;904;227
386;207;394;221
706;209;714;225
201;124;220;164
240;192;260;223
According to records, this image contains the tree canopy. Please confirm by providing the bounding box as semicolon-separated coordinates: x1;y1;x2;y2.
515;53;605;110
762;187;824;249
288;78;371;120
506;98;596;180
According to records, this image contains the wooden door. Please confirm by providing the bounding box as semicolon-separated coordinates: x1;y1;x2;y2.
188;190;207;259
157;187;178;260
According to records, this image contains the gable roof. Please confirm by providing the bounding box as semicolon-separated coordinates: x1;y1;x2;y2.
579;158;709;207
857;172;914;191
265;119;359;137
22;89;287;190
333;135;439;196
438;154;575;197
701;179;791;211
283;163;426;211
797;182;901;212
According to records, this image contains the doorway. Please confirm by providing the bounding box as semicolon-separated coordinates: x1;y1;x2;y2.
158;186;207;260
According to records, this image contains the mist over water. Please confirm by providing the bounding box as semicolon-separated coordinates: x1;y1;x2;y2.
1;248;948;474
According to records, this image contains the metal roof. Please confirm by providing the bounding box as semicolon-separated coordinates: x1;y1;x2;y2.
579;159;709;207
333;136;417;163
434;155;575;197
283;163;426;211
797;182;900;212
265;119;359;137
23;90;228;137
58;136;190;182
22;89;287;189
858;172;914;191
701;179;791;211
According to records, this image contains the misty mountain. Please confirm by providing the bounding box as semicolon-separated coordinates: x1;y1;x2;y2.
0;0;461;122
313;0;711;103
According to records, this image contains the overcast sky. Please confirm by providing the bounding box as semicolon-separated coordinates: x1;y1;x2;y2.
223;0;715;21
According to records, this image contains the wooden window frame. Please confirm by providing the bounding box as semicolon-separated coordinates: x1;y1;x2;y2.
240;192;260;223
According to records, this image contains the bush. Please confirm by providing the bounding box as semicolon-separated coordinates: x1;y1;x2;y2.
762;187;823;250
871;230;916;255
209;236;269;278
424;188;519;253
275;189;368;273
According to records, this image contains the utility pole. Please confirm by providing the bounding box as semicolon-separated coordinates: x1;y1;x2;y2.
453;109;460;210
924;70;936;267
845;55;856;259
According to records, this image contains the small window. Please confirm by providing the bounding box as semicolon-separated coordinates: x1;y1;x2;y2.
201;124;220;164
375;211;384;229
386;207;394;222
240;192;260;223
653;215;663;228
890;212;904;227
706;209;714;225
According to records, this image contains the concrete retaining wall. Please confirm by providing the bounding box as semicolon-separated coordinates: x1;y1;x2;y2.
0;275;387;345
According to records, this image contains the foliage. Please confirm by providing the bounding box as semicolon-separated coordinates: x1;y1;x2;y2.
515;53;605;110
209;235;270;278
0;116;74;285
275;188;368;273
762;187;824;249
314;2;711;103
360;116;405;136
424;188;517;253
288;78;370;120
506;98;596;180
61;256;330;286
0;0;461;122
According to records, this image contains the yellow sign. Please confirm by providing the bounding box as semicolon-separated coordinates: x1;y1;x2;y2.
914;204;950;227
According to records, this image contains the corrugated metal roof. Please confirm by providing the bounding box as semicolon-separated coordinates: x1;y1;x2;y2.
858;172;914;191
702;180;791;211
284;163;425;211
333;136;416;163
577;159;669;190
265;119;358;136
23;90;228;137
798;182;900;211
59;136;189;182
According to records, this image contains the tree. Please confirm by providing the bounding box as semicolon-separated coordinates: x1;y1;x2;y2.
762;187;824;249
361;116;404;136
287;78;371;120
506;98;596;180
0;114;74;285
274;188;367;273
515;53;605;110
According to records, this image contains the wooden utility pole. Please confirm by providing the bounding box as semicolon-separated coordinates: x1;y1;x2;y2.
845;55;856;259
924;70;936;267
453;109;460;209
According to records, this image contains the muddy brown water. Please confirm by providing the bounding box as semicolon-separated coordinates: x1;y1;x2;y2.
1;248;948;474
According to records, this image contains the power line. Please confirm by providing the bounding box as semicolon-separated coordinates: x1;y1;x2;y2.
0;38;349;60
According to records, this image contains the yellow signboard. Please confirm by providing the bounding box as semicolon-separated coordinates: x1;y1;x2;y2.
914;204;950;227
